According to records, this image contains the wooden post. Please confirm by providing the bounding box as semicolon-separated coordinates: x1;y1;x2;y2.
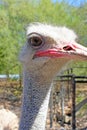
60;77;65;126
72;76;76;130
49;87;53;128
67;69;70;100
19;66;22;88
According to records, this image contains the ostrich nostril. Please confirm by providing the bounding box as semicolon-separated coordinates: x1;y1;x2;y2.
63;45;75;51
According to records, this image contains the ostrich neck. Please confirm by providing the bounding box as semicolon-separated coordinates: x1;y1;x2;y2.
19;69;52;130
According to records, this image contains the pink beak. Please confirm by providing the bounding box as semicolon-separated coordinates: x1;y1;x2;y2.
34;42;87;60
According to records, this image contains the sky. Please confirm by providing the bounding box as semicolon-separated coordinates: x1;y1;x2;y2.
53;0;87;6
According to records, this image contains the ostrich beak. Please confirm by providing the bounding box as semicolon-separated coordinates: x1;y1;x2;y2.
34;42;87;60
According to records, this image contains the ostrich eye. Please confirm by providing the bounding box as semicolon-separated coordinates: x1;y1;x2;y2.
30;37;42;47
28;33;44;49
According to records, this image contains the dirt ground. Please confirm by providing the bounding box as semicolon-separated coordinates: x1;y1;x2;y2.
0;80;87;130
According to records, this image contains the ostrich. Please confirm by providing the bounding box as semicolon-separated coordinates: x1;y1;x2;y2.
0;108;19;130
19;23;87;130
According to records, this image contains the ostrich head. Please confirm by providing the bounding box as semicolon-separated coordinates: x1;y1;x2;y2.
19;23;87;130
20;23;87;78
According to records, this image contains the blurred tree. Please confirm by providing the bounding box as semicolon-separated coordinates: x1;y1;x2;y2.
0;0;87;75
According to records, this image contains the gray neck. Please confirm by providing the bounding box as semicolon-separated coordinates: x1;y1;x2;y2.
19;70;52;130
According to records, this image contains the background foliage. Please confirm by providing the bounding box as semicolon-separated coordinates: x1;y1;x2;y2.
0;0;87;75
